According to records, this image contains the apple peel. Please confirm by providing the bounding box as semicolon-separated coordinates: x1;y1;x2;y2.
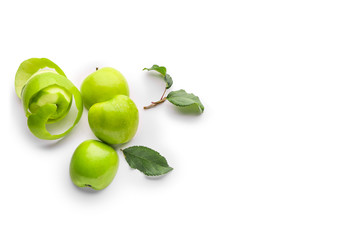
15;58;83;140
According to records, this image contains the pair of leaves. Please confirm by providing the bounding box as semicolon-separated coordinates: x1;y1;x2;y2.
122;146;173;176
143;65;204;113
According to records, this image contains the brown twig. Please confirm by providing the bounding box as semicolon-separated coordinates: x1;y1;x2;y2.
144;97;167;109
144;87;168;110
160;88;167;100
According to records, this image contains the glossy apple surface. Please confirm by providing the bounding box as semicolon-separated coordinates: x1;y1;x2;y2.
81;67;129;109
88;95;139;145
70;140;119;190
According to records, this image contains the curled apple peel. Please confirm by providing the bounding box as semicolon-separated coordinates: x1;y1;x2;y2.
15;58;83;140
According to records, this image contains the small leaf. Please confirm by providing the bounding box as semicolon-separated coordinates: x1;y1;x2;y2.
167;89;205;113
143;64;173;89
164;74;173;89
122;146;173;176
143;64;167;76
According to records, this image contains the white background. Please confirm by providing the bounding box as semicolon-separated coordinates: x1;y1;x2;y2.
1;0;360;239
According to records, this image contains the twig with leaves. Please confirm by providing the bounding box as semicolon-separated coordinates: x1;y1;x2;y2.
143;65;204;113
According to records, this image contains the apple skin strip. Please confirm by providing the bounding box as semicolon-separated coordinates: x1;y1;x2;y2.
15;58;83;140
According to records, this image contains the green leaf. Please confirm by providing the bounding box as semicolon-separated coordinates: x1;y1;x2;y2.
164;74;173;89
122;146;173;176
143;64;167;76
143;64;173;89
166;89;204;113
15;58;66;98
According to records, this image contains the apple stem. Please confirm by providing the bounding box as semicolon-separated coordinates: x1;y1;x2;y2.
144;87;167;109
96;67;99;71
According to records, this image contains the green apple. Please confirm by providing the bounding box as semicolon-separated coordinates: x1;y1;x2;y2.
81;67;129;109
70;140;119;190
88;95;139;145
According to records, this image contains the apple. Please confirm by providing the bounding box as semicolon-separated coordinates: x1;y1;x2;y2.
70;140;119;190
88;95;139;145
81;67;129;109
